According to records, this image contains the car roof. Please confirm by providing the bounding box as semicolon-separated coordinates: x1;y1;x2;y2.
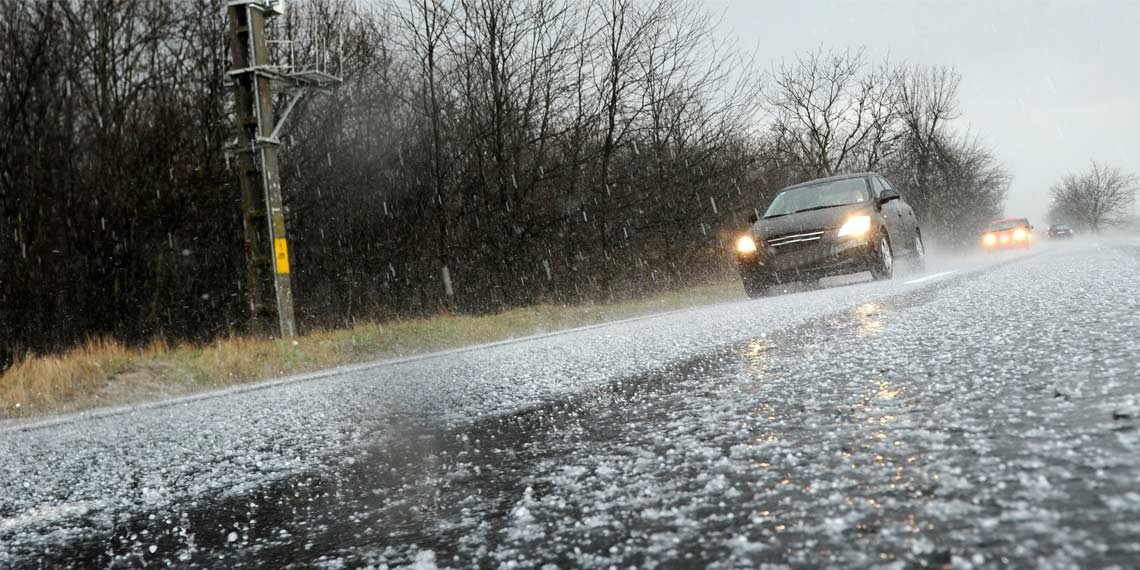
782;172;875;192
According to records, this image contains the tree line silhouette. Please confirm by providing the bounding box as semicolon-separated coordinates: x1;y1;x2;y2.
0;0;1009;367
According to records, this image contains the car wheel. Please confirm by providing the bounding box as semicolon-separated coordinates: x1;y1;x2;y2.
909;232;926;270
742;274;769;299
870;233;894;281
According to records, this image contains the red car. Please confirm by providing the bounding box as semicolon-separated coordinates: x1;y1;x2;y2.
981;217;1033;250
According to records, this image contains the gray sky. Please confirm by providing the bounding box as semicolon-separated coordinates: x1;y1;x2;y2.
714;0;1140;223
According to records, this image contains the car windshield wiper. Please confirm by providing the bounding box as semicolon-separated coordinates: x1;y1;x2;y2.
766;203;850;218
792;204;849;214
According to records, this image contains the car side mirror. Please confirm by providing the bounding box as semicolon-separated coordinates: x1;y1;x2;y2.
748;212;759;224
879;189;900;204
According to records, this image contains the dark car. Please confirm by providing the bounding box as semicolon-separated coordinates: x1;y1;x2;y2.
981;217;1032;250
1047;224;1074;239
733;173;925;298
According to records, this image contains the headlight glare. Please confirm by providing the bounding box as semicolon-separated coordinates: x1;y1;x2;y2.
736;235;757;254
983;233;996;245
1013;229;1026;240
837;215;872;238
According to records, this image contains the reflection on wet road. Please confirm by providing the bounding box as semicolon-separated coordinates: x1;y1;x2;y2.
4;241;1140;568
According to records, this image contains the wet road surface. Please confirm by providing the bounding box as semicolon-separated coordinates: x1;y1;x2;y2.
3;240;1140;568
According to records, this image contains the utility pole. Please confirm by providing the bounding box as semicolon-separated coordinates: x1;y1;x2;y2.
226;0;338;338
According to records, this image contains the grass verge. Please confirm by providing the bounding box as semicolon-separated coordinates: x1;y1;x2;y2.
1;280;743;420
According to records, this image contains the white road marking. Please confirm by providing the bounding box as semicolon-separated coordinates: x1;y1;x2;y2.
905;270;956;285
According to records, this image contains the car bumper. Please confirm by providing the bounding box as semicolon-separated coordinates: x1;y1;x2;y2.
736;235;874;282
982;239;1031;249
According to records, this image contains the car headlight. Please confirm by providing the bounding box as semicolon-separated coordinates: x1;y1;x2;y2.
837;215;872;238
1013;229;1026;240
736;235;757;254
983;233;997;245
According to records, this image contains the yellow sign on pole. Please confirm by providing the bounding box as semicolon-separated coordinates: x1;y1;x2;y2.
274;238;290;274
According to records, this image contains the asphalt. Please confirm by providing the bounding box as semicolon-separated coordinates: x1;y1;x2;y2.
2;239;1139;568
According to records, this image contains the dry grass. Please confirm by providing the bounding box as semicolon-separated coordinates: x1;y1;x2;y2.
0;280;742;419
0;338;161;415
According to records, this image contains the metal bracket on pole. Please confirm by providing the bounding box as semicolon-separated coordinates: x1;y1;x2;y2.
269;90;304;142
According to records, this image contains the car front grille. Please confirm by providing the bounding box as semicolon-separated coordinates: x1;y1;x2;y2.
767;230;825;252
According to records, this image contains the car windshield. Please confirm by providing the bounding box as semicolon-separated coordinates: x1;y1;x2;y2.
1052;224;1070;230
988;220;1022;231
763;178;870;218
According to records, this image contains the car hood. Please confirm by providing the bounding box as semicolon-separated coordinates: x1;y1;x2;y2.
752;203;873;239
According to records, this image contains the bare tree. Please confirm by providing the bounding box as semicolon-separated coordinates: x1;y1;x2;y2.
395;0;457;305
896;65;961;158
892;64;961;210
1049;162;1138;232
764;48;899;177
926;132;1010;240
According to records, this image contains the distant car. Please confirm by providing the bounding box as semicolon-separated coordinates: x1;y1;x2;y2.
1047;224;1074;239
733;173;925;298
981;217;1032;250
